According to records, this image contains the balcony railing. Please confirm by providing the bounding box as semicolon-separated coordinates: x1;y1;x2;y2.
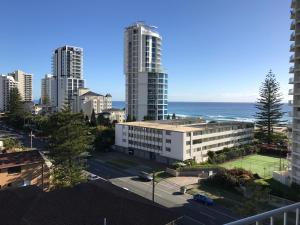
224;202;300;225
290;54;295;62
291;8;296;19
291;32;296;41
291;0;296;8
290;66;295;73
291;43;295;52
289;89;294;95
289;100;294;105
291;20;296;30
289;77;294;84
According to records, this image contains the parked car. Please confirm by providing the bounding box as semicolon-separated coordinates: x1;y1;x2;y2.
138;171;153;181
180;186;187;194
193;194;214;206
87;174;100;181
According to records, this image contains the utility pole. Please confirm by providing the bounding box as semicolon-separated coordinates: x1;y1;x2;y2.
30;130;33;150
152;171;155;202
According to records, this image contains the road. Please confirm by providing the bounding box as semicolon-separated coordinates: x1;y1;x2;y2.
88;158;238;225
0;122;47;151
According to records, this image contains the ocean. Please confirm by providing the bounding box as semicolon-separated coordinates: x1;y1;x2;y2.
112;101;291;123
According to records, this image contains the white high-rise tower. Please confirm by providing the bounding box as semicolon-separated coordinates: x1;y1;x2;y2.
51;45;84;111
124;22;168;121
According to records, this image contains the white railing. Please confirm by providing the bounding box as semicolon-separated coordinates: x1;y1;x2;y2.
224;202;300;225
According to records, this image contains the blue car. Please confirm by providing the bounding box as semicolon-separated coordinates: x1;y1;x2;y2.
193;194;214;206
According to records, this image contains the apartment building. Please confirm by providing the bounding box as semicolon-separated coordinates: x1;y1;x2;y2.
0;75;17;112
98;108;126;123
8;70;33;102
289;0;300;185
41;74;53;105
0;151;50;191
51;45;85;111
124;22;168;121
73;88;112;118
115;120;254;164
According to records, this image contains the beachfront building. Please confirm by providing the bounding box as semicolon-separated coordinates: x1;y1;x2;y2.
51;45;85;111
73;88;112;119
115;120;254;164
124;22;168;121
289;0;300;185
98;108;126;123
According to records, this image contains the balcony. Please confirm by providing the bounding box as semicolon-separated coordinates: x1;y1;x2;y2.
289;89;294;95
289;77;294;84
224;202;300;225
290;66;295;73
291;0;296;8
291;43;295;52
291;31;295;41
291;20;296;30
290;54;295;62
291;8;296;19
289;100;294;106
289;111;294;117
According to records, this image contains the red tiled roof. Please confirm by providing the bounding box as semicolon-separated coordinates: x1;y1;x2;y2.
0;150;43;169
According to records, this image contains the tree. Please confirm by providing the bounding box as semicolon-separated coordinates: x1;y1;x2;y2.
47;108;92;188
172;113;176;120
255;70;285;143
42;95;50;105
97;114;111;127
94;125;115;152
3;138;23;152
9;87;23;116
90;109;97;126
166;114;170;120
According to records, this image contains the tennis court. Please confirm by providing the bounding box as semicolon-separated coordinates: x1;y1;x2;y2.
220;154;288;178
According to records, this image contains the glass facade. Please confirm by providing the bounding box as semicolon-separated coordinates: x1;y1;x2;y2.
147;72;168;120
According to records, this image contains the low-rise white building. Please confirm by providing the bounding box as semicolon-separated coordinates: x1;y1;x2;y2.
98;108;126;123
73;88;112;118
115;120;254;164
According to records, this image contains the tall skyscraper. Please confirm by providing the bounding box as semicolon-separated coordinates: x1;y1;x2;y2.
41;74;53;105
8;70;33;102
124;22;168;121
290;0;300;185
51;45;84;111
0;75;17;112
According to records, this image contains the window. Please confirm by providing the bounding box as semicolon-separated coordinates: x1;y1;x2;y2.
186;141;191;145
186;132;191;137
166;139;171;144
8;166;21;174
166;131;171;135
166;147;171;152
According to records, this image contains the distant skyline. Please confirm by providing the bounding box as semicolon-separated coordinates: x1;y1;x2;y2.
0;0;291;102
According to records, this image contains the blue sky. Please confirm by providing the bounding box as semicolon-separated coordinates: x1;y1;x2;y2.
0;0;291;102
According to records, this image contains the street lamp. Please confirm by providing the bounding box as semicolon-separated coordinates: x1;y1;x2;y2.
29;130;34;150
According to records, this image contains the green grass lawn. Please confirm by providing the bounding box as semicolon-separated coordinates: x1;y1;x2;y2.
220;154;288;178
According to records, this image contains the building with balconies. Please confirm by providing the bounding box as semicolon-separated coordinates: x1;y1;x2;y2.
51;45;85;111
289;0;300;185
115;120;253;164
124;22;168;121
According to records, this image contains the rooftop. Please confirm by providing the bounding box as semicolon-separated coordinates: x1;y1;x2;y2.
0;181;179;225
0;150;44;170
118;120;254;133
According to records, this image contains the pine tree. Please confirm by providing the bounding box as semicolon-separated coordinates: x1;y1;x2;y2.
9;87;23;116
255;70;285;143
90;109;97;126
48;108;92;188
